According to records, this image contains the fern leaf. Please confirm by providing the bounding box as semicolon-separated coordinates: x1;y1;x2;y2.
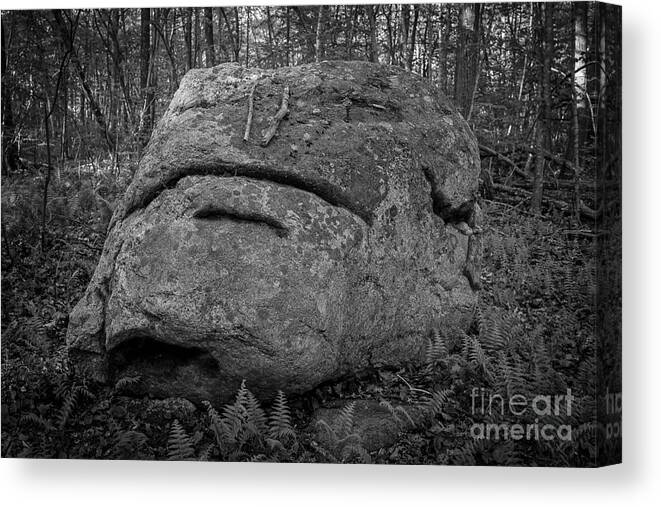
477;308;510;352
424;389;452;419
379;400;415;427
340;442;371;464
204;400;232;454
111;430;147;459
113;375;142;393
426;328;448;364
336;401;356;437
56;391;78;429
315;419;338;442
269;390;296;443
20;413;55;432
244;388;268;438
167;419;195;461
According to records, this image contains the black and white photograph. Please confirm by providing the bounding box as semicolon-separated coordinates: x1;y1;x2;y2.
1;1;622;470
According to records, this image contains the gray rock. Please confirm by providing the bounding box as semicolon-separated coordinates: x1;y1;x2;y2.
67;61;481;404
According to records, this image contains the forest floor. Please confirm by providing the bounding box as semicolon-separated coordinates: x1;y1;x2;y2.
1;159;614;465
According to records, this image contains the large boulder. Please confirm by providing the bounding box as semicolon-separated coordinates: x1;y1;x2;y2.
67;61;482;404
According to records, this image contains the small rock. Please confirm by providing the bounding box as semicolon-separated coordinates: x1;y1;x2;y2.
289;144;299;156
452;221;473;236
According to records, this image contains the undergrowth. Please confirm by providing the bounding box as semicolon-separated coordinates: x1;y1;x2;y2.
1;160;616;465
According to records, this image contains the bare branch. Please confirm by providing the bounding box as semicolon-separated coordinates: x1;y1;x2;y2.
243;83;256;143
261;86;289;147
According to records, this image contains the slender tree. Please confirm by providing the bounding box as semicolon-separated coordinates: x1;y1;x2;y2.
138;8;152;146
315;5;324;63
52;9;113;152
183;8;192;71
454;3;482;120
203;7;215;67
1;18;19;174
531;2;554;212
366;5;379;63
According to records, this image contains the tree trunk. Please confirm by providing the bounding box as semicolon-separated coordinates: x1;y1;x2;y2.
149;9;161;132
245;6;251;67
183;8;192;70
52;10;113;152
422;6;433;78
39;43;70;252
193;8;200;67
203;7;215;67
438;5;451;94
59;63;69;165
315;6;324;63
574;3;588;123
531;3;554;212
162;10;179;91
41;101;52;252
139;8;152;147
570;2;586;219
216;8;224;62
234;8;241;62
401;4;411;70
385;6;395;65
99;9;134;142
266;7;275;67
220;7;239;63
286;7;291;66
1;19;19;175
366;5;378;63
408;4;419;71
454;3;482;120
596;3;615;181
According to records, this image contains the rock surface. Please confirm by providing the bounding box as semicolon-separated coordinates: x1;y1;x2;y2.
67;61;482;404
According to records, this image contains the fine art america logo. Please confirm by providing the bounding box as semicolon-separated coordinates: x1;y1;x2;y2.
469;388;574;441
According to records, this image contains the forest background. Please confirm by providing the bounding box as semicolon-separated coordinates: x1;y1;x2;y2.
1;2;622;467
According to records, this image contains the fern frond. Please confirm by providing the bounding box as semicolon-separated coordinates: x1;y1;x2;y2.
426;328;448;364
265;438;285;453
531;338;555;391
54;380;94;429
56;391;78;429
477;308;510;352
221;398;248;444
336;401;356;437
333;431;364;449
269;390;296;443
315;419;338;442
113;375;141;393
243;388;268;439
340;442;371;464
379;400;415;427
465;335;491;381
198;443;215;462
167;419;195;461
203;400;228;453
20;413;54;432
111;430;147;459
204;381;277;458
424;389;452;419
234;380;249;406
448;439;484;466
496;352;530;398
